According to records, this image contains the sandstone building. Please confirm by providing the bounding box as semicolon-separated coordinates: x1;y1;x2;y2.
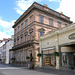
12;2;72;65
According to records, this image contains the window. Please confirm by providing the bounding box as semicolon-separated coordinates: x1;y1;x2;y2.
25;35;27;41
21;37;23;43
58;22;61;28
40;16;43;23
18;26;20;32
30;32;33;40
40;32;43;36
25;20;28;27
15;29;16;34
17;37;19;44
17;39;19;44
30;16;32;23
21;23;23;30
50;19;53;26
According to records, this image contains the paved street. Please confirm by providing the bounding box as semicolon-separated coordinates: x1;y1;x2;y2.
0;64;75;75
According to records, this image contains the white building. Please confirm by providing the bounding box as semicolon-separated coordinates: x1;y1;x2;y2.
0;35;14;64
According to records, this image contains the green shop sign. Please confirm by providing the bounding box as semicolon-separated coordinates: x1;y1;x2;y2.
69;33;75;39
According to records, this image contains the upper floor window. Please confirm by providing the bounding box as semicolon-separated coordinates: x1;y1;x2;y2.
40;16;43;23
21;37;23;43
18;26;20;32
30;16;33;23
25;20;28;27
50;19;53;26
58;22;61;28
25;35;27;41
17;37;19;45
30;32;33;40
40;32;43;36
15;29;16;34
21;23;23;30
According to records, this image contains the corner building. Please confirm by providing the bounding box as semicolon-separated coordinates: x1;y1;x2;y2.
12;2;72;66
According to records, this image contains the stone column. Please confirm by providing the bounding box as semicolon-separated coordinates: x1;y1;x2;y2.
39;38;42;67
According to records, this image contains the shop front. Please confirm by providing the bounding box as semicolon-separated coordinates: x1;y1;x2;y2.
60;45;75;69
61;52;75;67
41;47;56;68
39;23;75;70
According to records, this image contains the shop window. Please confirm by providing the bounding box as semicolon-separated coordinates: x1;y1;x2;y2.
43;54;56;67
61;53;75;67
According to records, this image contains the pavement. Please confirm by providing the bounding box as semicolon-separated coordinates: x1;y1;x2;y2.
0;64;75;75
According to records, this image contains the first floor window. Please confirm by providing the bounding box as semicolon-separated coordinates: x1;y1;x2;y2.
40;32;43;36
25;35;27;41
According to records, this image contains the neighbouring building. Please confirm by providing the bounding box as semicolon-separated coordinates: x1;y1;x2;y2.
39;23;75;70
0;39;8;61
0;36;14;64
12;2;72;66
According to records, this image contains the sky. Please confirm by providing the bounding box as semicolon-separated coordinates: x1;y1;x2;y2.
0;0;75;40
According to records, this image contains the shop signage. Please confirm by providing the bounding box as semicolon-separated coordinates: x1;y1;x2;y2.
69;33;75;39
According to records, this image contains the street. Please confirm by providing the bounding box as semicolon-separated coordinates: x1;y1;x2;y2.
0;64;75;75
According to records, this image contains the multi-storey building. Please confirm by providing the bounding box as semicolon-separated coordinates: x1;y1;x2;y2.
0;36;14;64
12;2;72;65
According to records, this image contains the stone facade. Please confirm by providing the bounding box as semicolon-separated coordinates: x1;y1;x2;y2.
12;2;72;66
39;23;75;70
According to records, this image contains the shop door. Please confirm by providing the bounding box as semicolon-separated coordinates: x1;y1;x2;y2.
73;55;75;66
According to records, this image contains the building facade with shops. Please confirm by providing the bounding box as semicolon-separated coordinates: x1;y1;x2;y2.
39;23;75;69
12;2;72;66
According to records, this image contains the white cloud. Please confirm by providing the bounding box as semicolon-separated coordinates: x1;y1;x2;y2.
15;0;42;15
0;19;15;40
0;31;11;40
49;0;61;2
57;0;75;22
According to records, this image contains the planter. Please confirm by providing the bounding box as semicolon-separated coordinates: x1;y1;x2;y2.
37;53;42;57
54;52;59;56
26;56;30;59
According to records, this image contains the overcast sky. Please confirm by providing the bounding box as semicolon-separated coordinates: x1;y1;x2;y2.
0;0;75;40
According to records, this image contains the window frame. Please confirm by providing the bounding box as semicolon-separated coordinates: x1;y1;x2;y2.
50;19;53;26
40;16;43;23
40;32;44;36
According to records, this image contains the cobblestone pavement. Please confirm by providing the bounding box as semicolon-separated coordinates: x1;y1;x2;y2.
0;64;75;75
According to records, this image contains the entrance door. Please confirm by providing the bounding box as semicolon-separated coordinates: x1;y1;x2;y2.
73;55;75;66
